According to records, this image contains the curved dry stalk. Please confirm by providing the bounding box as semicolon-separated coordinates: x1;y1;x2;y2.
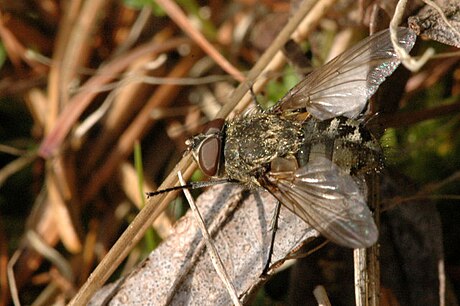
391;0;435;71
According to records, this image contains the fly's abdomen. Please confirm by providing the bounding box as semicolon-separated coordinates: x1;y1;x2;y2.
297;117;382;176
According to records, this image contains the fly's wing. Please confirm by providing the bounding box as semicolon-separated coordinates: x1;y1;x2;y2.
263;156;378;248
272;27;417;120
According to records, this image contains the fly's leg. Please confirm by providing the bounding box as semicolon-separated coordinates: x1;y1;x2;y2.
248;85;263;111
262;200;281;275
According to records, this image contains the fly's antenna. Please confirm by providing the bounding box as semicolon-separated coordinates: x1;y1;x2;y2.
145;178;236;198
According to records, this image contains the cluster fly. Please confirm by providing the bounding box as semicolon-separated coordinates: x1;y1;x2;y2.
150;27;416;249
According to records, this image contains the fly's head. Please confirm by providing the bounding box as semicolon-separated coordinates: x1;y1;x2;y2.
186;118;226;177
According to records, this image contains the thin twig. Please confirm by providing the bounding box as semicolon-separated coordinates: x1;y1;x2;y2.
7;250;21;306
88;74;234;94
285;240;328;260
390;0;434;71
383;170;460;210
372;99;460;129
60;0;110;106
0;152;36;187
178;171;242;306
45;0;82;133
26;231;74;282
439;259;446;306
354;248;366;306
354;174;381;306
0;144;29;156
155;0;244;82
113;6;152;56
313;285;332;306
368;175;381;306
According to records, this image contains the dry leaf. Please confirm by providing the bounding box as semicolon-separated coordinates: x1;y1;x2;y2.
408;1;460;48
89;184;318;305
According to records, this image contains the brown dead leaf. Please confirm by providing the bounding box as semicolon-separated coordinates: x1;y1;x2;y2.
88;184;318;305
408;1;460;48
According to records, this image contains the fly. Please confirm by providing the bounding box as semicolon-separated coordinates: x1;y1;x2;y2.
150;27;416;249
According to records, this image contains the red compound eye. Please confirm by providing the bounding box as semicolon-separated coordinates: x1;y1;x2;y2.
202;118;225;135
197;118;225;177
198;136;221;176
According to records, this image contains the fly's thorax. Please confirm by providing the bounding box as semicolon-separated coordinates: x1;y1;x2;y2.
223;113;303;187
297;116;383;176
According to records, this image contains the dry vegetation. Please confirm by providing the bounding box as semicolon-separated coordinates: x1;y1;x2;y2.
1;0;460;305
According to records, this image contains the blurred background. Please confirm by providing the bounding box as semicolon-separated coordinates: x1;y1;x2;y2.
0;0;459;305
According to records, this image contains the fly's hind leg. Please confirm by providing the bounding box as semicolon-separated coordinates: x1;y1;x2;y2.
262;200;281;276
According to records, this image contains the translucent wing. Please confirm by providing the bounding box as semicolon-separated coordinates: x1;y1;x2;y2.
262;156;378;248
271;27;417;120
